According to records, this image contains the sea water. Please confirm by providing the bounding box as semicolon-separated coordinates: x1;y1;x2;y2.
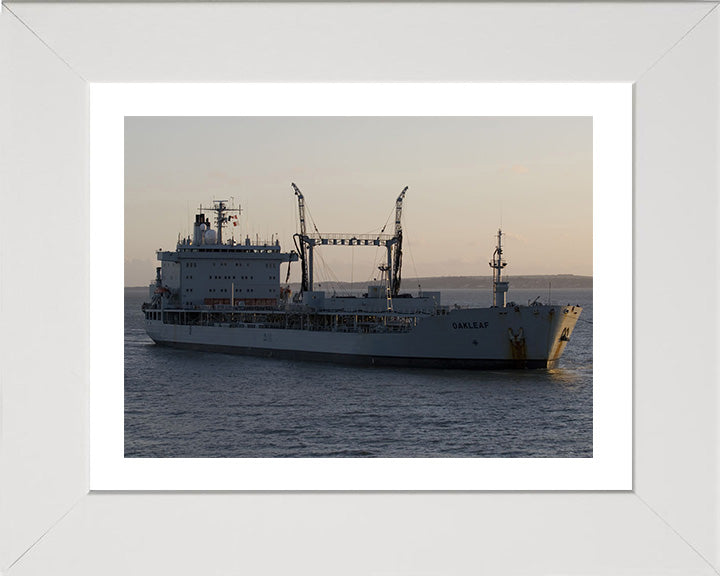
125;287;592;458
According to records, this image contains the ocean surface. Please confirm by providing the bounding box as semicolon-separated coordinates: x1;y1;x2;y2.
125;287;592;458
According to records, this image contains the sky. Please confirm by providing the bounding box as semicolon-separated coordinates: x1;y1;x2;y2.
125;116;592;287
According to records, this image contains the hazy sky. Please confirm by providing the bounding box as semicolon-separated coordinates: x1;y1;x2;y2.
125;116;592;287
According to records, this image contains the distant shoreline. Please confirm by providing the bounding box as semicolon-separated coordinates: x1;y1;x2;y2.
126;274;592;291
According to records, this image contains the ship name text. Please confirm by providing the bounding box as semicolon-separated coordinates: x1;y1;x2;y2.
452;321;489;329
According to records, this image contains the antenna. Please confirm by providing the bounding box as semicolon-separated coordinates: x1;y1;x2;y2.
208;199;241;245
489;229;509;307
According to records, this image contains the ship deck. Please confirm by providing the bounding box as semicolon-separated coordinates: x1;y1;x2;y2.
144;306;438;334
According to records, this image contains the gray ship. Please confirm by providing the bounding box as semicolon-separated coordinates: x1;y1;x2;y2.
143;185;582;369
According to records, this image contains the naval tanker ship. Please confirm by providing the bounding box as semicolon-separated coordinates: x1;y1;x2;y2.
142;184;582;369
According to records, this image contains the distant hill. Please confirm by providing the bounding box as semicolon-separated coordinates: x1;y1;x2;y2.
127;274;591;291
402;274;592;290
301;275;592;291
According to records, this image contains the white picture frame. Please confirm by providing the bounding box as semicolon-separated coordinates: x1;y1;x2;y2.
92;82;629;491
2;2;718;574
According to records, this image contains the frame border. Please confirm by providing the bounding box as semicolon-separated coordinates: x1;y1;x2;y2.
2;2;718;574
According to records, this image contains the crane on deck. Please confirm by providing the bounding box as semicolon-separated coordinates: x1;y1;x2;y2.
291;183;310;293
291;183;408;300
391;186;408;297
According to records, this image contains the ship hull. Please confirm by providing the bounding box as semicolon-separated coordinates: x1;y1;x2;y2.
151;339;556;369
145;304;582;370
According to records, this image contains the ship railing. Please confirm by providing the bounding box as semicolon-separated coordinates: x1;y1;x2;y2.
153;306;421;332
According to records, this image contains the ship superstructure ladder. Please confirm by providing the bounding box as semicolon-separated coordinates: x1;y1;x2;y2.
378;264;393;312
292;183;408;300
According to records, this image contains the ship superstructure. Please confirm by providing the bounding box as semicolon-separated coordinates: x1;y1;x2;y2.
147;200;297;310
143;186;582;369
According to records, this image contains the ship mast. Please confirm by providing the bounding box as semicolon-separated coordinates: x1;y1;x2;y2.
208;200;241;245
489;228;509;307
